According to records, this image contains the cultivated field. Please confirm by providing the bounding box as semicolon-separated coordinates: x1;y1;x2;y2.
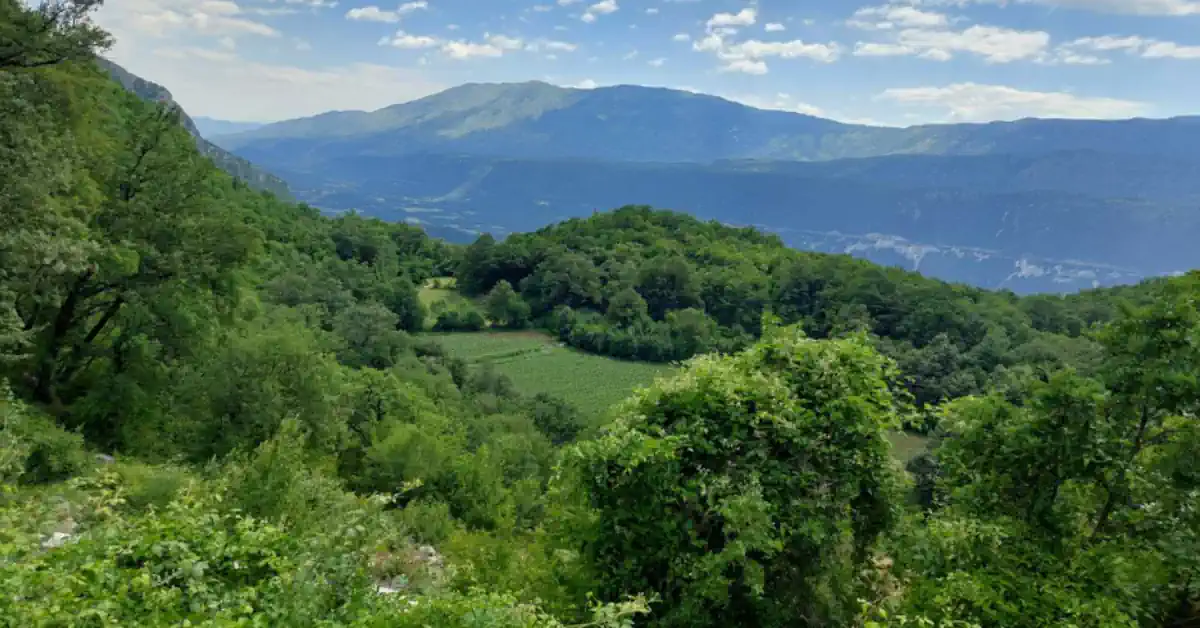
425;331;674;419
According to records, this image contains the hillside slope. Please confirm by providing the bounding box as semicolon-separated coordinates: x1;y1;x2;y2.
97;59;291;198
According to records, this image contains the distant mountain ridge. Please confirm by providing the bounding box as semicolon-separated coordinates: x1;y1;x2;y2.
193;117;267;138
215;81;1200;164
211;81;1200;293
96;59;290;198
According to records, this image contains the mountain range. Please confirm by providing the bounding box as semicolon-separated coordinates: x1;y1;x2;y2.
206;81;1200;293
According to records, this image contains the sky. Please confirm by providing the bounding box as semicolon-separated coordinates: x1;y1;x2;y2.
92;0;1200;126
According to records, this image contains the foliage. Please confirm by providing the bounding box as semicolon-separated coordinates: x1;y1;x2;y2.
455;207;1105;407
562;324;903;627
485;280;532;329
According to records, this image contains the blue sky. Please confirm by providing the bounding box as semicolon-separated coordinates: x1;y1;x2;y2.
94;0;1200;126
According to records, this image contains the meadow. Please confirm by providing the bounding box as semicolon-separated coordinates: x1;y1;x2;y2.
426;331;674;418
425;330;930;461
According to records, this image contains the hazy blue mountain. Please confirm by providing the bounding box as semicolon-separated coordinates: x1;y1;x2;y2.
217;81;1200;164
193;117;267;138
261;151;1199;293
213;81;1200;293
96;59;290;198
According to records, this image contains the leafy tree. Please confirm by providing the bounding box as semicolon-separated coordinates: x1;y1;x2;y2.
0;0;111;69
485;280;531;329
520;251;603;314
332;302;411;369
605;287;648;326
635;256;702;320
564;324;901;627
433;304;487;332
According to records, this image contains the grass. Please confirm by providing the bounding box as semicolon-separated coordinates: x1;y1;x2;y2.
419;277;486;328
888;430;931;465
426;331;673;419
419;281;931;459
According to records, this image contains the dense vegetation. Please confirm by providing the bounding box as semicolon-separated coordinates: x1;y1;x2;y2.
1;2;1197;627
455;208;1119;410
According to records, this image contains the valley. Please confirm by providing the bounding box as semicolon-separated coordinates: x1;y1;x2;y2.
207;83;1200;293
4;2;1199;627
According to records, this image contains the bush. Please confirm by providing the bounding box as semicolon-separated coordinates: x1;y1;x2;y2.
434;304;487;332
0;385;90;485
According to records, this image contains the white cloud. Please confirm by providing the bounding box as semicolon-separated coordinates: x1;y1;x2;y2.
855;24;1050;63
854;42;915;56
442;41;505;58
877;82;1147;122
694;7;839;72
96;0;282;41
648;57;666;66
101;45;446;120
345;1;427;23
346;6;400;22
383;30;440;48
532;5;554;12
1054;34;1200;62
849;5;949;30
726;39;842;62
622;49;639;60
573;78;598;88
895;0;1200;16
672;33;690;42
646;7;659;14
720;58;768;74
581;0;618;21
487;33;525;50
706;8;756;28
1143;40;1200;58
558;0;583;4
764;22;786;32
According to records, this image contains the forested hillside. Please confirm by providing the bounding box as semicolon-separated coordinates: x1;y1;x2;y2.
1;2;1198;627
95;58;291;198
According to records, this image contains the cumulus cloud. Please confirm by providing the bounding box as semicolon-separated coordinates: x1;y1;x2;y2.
382;30;439;48
848;5;949;30
345;1;428;23
720;58;768;74
877;82;1147;122
581;0;618;22
764;22;786;32
706;8;756;28
379;30;565;59
672;32;690;42
854;22;1050;63
1055;35;1200;61
648;57;666;66
694;7;840;73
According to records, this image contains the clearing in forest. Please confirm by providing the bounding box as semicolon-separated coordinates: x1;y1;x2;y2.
425;331;673;418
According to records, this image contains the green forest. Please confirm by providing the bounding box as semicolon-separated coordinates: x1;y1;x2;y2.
1;2;1197;627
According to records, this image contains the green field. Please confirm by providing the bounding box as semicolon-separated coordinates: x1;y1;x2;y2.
426;331;674;418
424;329;930;461
418;277;472;327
